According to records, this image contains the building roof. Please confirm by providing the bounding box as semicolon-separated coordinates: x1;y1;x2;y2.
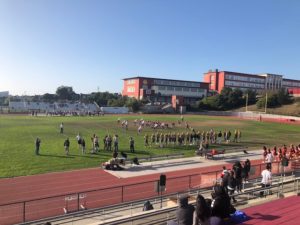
122;76;207;84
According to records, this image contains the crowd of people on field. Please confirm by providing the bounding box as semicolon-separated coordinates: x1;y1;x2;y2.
262;144;300;163
31;110;104;117
35;122;136;157
143;129;241;149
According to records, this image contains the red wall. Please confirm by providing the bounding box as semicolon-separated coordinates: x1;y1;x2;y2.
122;79;140;98
218;72;226;93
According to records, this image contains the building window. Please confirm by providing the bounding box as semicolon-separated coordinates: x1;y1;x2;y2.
127;79;136;84
127;87;135;92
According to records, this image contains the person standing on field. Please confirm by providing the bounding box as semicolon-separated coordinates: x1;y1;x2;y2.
60;122;64;134
64;138;70;155
35;137;41;155
130;137;135;153
81;138;86;154
113;134;119;152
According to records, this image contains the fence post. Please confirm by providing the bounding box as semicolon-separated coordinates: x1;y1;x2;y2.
122;186;124;202
77;193;80;211
23;201;26;223
260;164;262;175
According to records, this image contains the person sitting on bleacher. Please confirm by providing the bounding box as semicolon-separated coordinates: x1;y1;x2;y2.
175;195;195;225
193;194;214;225
211;185;233;220
143;200;154;211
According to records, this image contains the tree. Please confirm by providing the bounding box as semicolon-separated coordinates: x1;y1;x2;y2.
42;93;57;102
244;89;257;105
56;86;77;101
257;92;279;108
277;88;292;105
89;92;120;106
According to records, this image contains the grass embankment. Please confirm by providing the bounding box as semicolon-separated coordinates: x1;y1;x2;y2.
235;98;300;117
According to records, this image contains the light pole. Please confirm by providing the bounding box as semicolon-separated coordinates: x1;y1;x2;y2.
265;92;268;113
245;93;249;112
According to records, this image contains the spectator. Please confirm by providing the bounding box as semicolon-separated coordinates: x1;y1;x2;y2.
227;170;237;203
220;166;228;178
143;200;154;211
232;161;242;193
176;194;195;225
281;154;289;175
35;137;41;155
265;149;274;169
221;169;229;193
242;159;251;183
260;164;272;197
193;194;211;225
211;185;232;219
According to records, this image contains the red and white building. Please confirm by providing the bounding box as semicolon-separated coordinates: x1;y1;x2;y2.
122;77;209;105
204;69;300;95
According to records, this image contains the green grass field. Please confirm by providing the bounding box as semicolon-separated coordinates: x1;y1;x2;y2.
0;114;299;177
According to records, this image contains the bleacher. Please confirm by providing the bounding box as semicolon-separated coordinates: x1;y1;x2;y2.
24;172;300;225
8;101;99;114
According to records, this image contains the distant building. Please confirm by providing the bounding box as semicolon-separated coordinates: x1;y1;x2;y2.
0;91;9;97
204;69;300;94
122;76;209;106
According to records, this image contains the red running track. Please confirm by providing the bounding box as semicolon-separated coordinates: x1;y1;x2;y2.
242;195;300;225
0;159;263;225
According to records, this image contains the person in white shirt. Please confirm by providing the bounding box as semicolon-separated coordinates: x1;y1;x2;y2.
260;165;272;197
265;149;273;169
60;122;64;134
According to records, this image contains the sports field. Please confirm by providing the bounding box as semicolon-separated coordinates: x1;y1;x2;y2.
0;114;299;177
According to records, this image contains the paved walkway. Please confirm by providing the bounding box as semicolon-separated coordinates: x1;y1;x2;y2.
106;149;263;178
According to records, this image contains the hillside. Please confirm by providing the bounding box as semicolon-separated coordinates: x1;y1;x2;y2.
233;98;300;117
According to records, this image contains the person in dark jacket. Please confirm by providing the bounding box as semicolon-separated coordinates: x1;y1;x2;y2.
64;138;70;156
193;194;212;225
211;185;231;219
143;200;154;211
35;137;41;155
233;161;243;193
221;168;229;193
227;170;237;203
176;195;195;225
242;159;251;183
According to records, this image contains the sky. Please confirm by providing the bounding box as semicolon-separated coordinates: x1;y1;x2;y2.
0;0;300;95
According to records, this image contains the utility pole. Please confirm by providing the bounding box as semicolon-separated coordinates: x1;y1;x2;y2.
245;93;249;112
265;92;268;113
